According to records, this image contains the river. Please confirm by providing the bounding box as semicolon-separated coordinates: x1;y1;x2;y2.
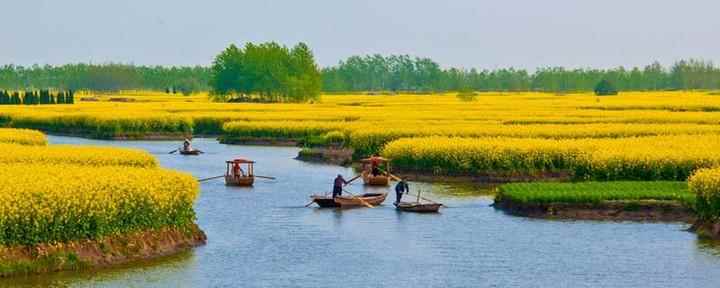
4;136;720;287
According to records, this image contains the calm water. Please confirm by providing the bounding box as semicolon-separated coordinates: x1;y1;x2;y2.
3;136;720;288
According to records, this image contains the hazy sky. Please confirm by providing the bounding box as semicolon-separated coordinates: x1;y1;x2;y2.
2;0;719;69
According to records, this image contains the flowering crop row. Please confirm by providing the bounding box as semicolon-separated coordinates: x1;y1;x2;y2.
382;135;720;181
0;164;198;245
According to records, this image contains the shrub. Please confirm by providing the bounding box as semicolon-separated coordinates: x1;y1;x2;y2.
322;131;346;145
689;168;720;220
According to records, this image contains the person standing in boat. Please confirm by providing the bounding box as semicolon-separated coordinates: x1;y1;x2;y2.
333;174;348;198
394;179;409;205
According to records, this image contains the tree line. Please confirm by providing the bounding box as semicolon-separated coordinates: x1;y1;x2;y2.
209;42;322;102
2;51;720;99
322;57;720;92
0;64;210;94
0;90;75;105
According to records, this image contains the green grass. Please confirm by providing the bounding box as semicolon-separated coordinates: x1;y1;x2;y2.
496;181;695;206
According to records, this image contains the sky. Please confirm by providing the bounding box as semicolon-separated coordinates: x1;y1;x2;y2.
1;0;719;69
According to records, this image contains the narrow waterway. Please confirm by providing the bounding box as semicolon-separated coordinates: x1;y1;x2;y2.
5;136;720;288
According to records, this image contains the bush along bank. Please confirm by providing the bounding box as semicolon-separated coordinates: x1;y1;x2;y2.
689;168;720;239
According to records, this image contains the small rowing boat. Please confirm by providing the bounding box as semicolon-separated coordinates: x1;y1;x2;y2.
394;202;442;213
179;149;202;155
359;157;392;186
311;193;388;208
362;171;390;186
395;188;442;213
225;158;255;187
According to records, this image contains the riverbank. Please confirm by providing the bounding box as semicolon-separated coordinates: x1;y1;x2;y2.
218;136;300;146
690;221;720;240
296;147;354;166
494;199;694;221
0;225;206;277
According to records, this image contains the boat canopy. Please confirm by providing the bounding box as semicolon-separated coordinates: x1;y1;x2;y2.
360;157;389;163
227;158;255;164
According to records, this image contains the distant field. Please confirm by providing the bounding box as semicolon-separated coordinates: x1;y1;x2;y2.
3;91;720;180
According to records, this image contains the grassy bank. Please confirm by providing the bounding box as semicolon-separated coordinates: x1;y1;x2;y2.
494;181;695;221
496;181;694;205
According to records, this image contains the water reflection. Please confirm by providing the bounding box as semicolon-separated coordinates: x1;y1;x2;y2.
1;251;195;288
696;238;720;256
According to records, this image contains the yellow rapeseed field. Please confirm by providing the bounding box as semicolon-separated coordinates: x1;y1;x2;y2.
0;129;196;246
4;91;720;141
0;128;47;146
0;143;158;167
382;134;720;180
0;164;198;245
3;91;720;180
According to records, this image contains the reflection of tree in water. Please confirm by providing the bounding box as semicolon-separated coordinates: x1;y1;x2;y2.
409;182;494;199
696;239;720;257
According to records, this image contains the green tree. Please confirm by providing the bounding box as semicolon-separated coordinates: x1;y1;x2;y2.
210;42;321;102
594;79;618;96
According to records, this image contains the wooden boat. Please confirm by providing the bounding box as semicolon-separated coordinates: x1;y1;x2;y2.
361;171;390;186
395;202;442;213
334;193;387;207
359;157;392;186
311;193;388;208
311;196;340;208
179;149;202;155
225;158;255;187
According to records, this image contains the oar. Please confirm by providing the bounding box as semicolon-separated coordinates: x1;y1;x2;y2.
255;175;276;180
389;174;403;181
345;174;362;185
168;149;178;154
198;175;224;182
305;197;317;207
343;189;374;208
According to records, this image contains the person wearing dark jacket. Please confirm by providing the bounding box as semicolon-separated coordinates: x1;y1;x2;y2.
394;179;409;204
333;174;348;198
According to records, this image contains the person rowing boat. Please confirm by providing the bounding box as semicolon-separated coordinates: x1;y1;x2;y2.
333;174;348;198
182;138;192;152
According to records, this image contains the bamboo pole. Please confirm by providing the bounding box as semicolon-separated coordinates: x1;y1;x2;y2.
198;175;224;182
